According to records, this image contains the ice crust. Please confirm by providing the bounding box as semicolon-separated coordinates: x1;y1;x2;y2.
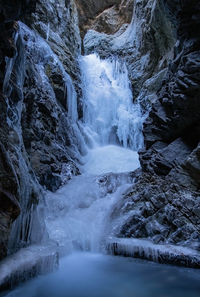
107;237;200;268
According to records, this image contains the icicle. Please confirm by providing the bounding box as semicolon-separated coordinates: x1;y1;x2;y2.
46;23;50;41
65;75;78;123
3;32;19;96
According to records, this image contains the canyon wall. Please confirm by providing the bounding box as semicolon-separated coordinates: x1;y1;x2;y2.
0;0;40;260
111;0;200;250
0;0;82;260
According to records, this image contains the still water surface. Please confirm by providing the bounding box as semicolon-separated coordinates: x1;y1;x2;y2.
2;253;200;297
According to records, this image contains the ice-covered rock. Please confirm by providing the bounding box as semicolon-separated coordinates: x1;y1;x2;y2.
0;0;82;259
107;237;200;268
0;244;58;291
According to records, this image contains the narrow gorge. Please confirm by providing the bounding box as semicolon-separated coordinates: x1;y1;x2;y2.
0;0;200;296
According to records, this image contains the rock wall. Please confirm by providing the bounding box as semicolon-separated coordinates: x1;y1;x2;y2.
110;0;200;250
0;0;40;261
21;0;82;192
0;0;82;260
75;0;134;37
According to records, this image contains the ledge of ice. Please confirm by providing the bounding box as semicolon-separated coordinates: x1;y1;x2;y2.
107;237;200;268
81;145;140;175
0;244;58;291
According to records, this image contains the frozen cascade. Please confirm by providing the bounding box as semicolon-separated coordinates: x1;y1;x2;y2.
45;173;136;255
44;53;144;255
43;52;200;268
2;23;145;279
3;22;144;274
80;53;144;150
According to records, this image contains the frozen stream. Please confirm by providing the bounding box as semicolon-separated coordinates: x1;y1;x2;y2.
43;53;142;255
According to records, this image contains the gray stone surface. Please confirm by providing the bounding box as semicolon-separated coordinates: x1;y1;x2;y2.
0;0;42;261
75;0;133;37
111;172;200;250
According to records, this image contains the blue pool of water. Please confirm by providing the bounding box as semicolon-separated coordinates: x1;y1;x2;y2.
2;253;200;297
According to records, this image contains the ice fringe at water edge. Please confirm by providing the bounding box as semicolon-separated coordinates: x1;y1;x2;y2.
107;238;200;268
45;173;137;255
0;245;58;291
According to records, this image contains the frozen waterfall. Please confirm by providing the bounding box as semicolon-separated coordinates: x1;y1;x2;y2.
45;53;144;255
80;53;143;150
78;53;143;175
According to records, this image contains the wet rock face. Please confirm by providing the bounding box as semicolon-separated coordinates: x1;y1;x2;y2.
0;0;36;89
26;0;81;69
21;37;80;192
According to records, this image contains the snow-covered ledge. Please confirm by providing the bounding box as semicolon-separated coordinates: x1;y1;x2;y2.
0;244;58;291
107;237;200;268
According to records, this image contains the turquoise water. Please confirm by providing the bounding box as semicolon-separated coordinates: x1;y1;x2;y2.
2;253;200;297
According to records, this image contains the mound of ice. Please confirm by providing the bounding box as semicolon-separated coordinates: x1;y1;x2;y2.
81;145;140;175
